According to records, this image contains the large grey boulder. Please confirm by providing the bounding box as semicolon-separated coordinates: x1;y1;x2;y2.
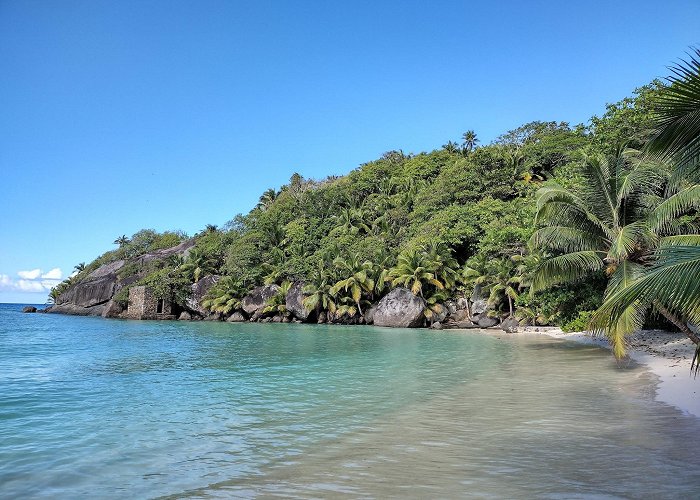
285;282;310;321
22;306;37;313
241;284;280;316
501;316;520;333
226;311;247;322
187;275;220;315
364;304;378;325
373;288;426;328
447;309;470;323
53;272;118;314
477;315;499;328
471;299;488;315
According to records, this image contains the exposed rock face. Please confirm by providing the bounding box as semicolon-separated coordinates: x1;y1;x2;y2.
477;315;499;328
430;321;443;330
364;305;378;325
471;299;488;315
285;282;310;321
49;264;121;317
373;288;426;328
456;297;469;310
186;275;220;316
447;309;470;323
431;305;448;324
138;239;196;264
87;260;125;279
241;285;280;316
501;316;520;333
48;241;195;319
101;300;125;318
226;311;247;322
22;306;37;313
179;311;192;321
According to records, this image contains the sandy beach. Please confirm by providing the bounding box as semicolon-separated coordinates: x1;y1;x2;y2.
523;327;700;418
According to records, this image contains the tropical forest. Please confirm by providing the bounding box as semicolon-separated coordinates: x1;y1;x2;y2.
50;49;700;361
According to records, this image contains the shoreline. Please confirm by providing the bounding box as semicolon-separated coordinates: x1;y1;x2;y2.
522;327;700;418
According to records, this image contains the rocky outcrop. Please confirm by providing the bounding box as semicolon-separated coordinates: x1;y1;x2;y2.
22;306;37;313
373;288;426;328
501;316;520;333
226;311;247;322
241;284;280;316
138;239;195;264
477;315;499;328
186;275;220;316
49;261;123;316
285;282;310;321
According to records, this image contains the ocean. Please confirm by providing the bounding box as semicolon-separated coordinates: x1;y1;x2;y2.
1;302;699;498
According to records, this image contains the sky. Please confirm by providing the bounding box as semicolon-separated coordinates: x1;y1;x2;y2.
1;0;698;303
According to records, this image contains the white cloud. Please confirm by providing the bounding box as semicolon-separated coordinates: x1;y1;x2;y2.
0;267;65;294
41;268;62;280
18;268;42;279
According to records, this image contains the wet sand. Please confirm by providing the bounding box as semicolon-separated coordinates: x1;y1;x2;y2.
525;327;700;418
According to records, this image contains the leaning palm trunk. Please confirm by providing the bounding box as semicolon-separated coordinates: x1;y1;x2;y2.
654;303;700;345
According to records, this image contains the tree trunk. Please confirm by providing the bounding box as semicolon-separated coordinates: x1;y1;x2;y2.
655;302;700;345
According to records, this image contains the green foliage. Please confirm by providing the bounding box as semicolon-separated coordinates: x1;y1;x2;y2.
561;310;595;333
202;276;248;315
69;70;689;335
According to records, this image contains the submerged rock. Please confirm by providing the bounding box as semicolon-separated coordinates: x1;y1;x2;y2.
373;288;426;328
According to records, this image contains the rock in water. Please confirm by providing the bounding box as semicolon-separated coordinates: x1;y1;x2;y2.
226;312;246;322
22;306;37;313
285;282;310;321
373;288;426;328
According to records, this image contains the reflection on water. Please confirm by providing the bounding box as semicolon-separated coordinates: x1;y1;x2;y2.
1;304;699;498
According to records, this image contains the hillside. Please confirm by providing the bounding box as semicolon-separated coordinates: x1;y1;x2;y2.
47;82;661;330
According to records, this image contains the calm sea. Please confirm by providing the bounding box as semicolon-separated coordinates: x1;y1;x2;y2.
1;302;699;498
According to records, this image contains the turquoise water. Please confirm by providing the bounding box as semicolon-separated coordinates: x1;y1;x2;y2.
1;303;700;498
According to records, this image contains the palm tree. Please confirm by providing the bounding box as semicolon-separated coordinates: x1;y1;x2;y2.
646;47;700;185
442;140;460;154
486;260;521;317
389;247;444;297
591;49;700;356
461;130;479;154
330;255;375;316
181;247;216;283
262;281;291;315
423;241;459;291
74;262;86;273
202;276;246;315
114;235;130;247
530;148;699;356
256;188;278;211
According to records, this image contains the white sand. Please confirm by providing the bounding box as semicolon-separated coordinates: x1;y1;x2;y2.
524;326;700;418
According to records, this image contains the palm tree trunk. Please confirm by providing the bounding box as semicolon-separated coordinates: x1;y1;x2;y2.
655;302;700;345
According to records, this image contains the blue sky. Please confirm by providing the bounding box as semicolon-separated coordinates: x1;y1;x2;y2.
1;0;698;303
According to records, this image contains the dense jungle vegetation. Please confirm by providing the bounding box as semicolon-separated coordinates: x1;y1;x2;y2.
52;49;700;357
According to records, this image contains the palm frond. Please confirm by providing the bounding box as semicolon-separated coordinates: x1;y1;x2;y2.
646;47;700;184
530;251;605;293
